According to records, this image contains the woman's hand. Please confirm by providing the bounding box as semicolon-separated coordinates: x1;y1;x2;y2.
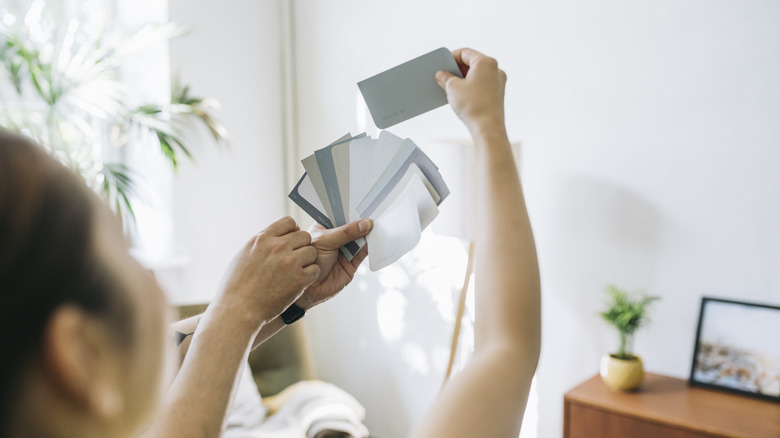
296;219;372;309
215;216;320;328
435;48;508;137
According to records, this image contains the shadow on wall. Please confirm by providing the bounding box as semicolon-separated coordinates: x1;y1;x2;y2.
536;173;664;438
303;232;471;437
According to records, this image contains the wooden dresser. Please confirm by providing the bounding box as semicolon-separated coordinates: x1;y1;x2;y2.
563;373;780;438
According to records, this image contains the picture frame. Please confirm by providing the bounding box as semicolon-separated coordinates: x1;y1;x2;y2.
689;297;780;402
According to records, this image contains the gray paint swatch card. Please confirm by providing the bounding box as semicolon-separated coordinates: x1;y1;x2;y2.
315;133;366;227
301;133;352;223
358;47;463;129
357;144;449;219
289;173;333;229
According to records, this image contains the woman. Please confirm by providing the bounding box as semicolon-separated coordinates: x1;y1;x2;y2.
0;48;539;438
0;132;371;438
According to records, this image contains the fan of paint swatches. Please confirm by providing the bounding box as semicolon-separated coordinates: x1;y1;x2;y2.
289;131;449;271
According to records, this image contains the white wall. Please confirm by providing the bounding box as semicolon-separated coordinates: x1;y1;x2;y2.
520;3;780;437
167;0;287;304
291;1;780;437
162;0;780;436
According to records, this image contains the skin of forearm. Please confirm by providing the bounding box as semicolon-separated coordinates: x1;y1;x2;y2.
250;315;287;350
247;296;322;348
171;315;199;364
172;299;312;363
471;125;541;364
410;124;541;438
150;297;300;438
148;304;259;438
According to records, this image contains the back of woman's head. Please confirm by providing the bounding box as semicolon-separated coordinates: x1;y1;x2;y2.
0;131;131;425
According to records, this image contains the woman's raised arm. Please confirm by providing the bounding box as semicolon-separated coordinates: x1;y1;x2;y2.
410;48;541;438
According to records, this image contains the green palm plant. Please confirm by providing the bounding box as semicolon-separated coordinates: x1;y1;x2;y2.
600;285;660;359
0;11;226;223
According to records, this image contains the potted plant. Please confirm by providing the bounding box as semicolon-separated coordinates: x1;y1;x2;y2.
599;285;660;391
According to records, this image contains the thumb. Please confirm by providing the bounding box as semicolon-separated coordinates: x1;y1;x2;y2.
319;219;373;249
436;70;459;90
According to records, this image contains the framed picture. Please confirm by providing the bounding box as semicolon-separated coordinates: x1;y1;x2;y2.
689;297;780;402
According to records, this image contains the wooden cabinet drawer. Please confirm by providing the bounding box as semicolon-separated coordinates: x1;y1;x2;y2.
565;402;717;438
563;374;780;438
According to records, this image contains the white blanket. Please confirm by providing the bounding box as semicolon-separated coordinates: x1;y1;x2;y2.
224;365;369;438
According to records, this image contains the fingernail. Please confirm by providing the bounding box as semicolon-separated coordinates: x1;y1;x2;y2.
359;219;372;233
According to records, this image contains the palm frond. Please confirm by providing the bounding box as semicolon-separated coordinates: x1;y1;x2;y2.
99;162;140;224
170;79;228;144
125;80;227;170
0;35;28;94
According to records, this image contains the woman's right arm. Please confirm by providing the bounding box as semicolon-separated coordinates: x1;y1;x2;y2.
410;48;541;438
146;217;320;438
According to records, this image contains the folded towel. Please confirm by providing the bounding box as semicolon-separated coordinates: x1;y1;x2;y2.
260;381;369;438
225;377;369;438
